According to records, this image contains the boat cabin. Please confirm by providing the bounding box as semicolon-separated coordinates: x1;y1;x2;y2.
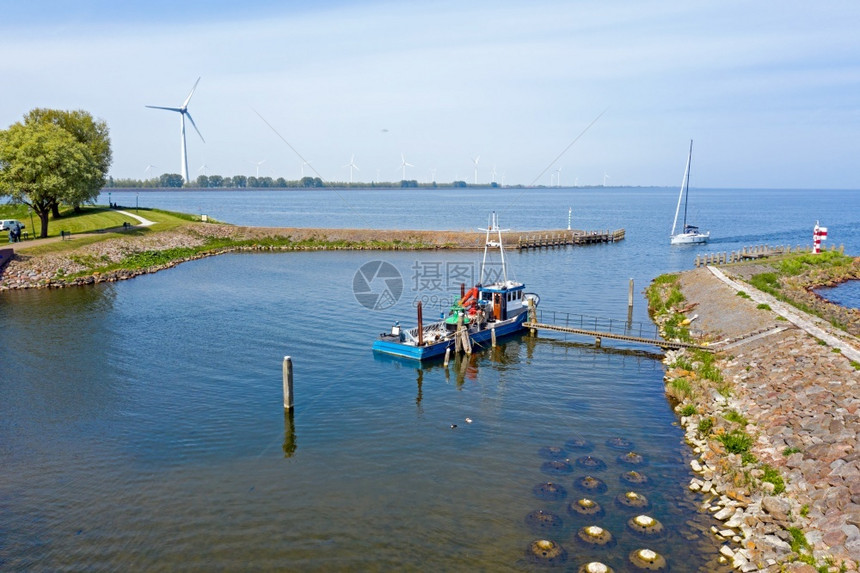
480;281;525;321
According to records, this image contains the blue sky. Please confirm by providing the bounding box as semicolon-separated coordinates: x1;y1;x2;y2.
1;0;859;188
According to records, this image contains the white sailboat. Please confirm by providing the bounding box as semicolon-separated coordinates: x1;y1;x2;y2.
670;139;709;245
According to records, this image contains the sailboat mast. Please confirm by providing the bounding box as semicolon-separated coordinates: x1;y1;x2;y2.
671;141;691;237
682;139;693;229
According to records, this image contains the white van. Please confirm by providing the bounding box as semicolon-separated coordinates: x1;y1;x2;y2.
1;219;25;232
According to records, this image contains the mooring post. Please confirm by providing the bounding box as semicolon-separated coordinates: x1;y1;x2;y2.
282;356;294;410
528;298;537;336
491;326;497;347
444;347;451;367
417;302;424;347
628;278;634;311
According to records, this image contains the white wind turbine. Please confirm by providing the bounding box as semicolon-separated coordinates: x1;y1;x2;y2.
144;164;156;178
343;154;360;183
198;164;208;175
146;77;205;183
300;159;312;178
399;153;414;180
603;172;610;187
250;159;266;177
471;156;480;184
555;166;562;187
491;165;498;184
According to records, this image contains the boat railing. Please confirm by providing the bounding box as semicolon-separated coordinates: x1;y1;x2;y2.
533;309;660;340
403;322;448;345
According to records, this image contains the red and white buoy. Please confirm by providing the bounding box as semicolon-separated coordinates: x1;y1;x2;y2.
813;221;828;254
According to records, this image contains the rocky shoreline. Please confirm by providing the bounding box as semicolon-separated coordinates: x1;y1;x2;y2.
659;266;860;572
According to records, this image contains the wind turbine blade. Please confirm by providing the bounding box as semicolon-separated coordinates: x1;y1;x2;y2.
146;105;183;112
183;76;201;108
185;112;205;143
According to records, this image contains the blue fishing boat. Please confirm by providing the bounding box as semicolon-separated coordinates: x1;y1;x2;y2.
372;213;540;361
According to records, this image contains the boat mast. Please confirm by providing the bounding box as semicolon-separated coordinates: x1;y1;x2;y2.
682;139;693;230
480;212;508;284
671;139;692;237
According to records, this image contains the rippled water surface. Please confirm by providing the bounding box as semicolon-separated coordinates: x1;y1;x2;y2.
2;188;859;570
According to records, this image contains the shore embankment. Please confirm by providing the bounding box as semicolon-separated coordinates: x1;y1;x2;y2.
652;262;860;571
0;223;621;291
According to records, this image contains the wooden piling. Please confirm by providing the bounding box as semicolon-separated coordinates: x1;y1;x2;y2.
417;302;424;347
282;356;294;410
628;278;634;310
444;347;451;367
491;326;497;347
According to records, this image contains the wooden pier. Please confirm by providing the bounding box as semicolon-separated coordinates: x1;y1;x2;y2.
694;243;844;268
517;229;625;250
524;321;711;352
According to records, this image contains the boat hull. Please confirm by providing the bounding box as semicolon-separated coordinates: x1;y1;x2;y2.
372;312;528;361
670;231;709;245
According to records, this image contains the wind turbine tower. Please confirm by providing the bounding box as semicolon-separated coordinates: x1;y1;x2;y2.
250;159;266;177
471;156;480;184
555;166;562;188
399;153;414;180
146;77;205;183
343;154;360;183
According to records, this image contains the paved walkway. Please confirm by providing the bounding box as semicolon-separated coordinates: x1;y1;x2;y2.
116;210;155;226
707;265;860;363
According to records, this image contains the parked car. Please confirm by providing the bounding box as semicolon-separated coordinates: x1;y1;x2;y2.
1;219;25;232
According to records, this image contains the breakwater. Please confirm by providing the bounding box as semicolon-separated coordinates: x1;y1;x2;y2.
653;266;860;571
0;223;624;291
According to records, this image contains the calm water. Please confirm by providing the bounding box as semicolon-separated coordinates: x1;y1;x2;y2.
2;188;859;570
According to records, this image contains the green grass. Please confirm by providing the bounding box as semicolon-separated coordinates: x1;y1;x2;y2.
724;410;748;426
669;377;692;399
749;272;781;295
761;464;785;494
736;291;751;299
679;404;697;417
718;429;753;454
697;417;713;437
756;303;772;311
783;446;801;456
779;250;851;276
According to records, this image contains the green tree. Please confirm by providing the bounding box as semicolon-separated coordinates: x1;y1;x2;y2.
196;174;209;188
159;173;183;188
207;174;223;188
24;109;111;215
0;122;100;237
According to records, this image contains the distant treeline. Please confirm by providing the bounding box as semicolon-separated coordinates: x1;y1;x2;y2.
108;174;512;190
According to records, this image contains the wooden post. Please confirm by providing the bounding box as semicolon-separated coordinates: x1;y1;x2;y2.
282;356;294;410
528;298;536;336
444;347;451;367
595;337;602;348
491;326;497;347
628;278;634;311
417;302;424;347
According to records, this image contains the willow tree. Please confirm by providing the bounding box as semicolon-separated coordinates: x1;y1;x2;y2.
23;109;112;215
0;121;101;238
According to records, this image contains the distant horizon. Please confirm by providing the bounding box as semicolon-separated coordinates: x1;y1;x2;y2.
101;184;860;193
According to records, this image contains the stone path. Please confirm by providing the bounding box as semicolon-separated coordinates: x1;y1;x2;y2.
708;265;860;363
